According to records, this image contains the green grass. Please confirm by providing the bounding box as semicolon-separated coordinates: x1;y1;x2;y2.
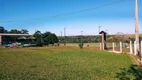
59;43;100;47
0;47;134;80
59;43;114;49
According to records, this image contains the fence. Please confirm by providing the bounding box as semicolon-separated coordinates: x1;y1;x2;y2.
100;41;142;64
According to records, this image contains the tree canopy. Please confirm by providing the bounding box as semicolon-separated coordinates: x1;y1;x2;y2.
0;26;5;33
9;29;29;34
0;26;29;44
33;30;43;46
33;31;59;46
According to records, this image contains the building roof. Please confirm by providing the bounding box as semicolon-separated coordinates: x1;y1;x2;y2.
99;31;107;34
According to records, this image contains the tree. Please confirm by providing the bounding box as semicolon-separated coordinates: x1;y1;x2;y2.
21;29;28;34
33;30;43;46
139;36;142;41
9;29;22;34
42;32;58;45
0;26;5;33
129;37;135;43
49;33;58;44
0;27;30;44
42;32;51;45
7;29;22;43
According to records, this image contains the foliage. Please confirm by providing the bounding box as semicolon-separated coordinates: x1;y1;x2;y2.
0;26;29;44
0;26;58;45
9;29;24;34
33;30;43;46
42;32;58;45
139;36;142;41
79;42;84;49
0;47;133;80
0;26;29;34
58;35;100;43
21;29;28;34
33;31;59;46
0;26;5;33
129;37;135;43
116;65;142;80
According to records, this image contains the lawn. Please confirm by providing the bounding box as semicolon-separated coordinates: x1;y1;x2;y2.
59;43;100;47
0;47;134;80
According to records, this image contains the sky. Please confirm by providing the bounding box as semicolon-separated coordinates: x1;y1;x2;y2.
1;0;142;36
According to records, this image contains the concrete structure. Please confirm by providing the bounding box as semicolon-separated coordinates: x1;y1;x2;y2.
112;42;115;51
141;41;142;63
134;41;137;55
99;31;107;50
0;36;1;45
130;41;133;54
0;33;30;45
135;0;140;56
120;42;122;53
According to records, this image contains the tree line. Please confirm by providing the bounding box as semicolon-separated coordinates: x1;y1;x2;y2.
0;26;29;44
58;35;108;43
0;26;28;34
0;26;59;46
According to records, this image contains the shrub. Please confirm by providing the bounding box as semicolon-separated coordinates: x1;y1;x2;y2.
79;42;84;49
57;43;60;46
87;45;89;47
116;65;142;80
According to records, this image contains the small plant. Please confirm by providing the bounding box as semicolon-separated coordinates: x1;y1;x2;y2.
87;45;89;47
79;42;84;49
57;43;60;46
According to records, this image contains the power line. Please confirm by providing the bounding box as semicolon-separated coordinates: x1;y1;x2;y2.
1;0;128;23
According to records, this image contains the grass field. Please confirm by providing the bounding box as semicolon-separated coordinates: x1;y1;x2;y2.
59;43;100;47
0;47;134;80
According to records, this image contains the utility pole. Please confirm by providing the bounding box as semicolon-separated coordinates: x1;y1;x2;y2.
0;35;1;46
81;31;83;36
81;31;83;43
98;26;101;42
60;31;62;37
98;26;101;34
135;0;140;55
64;27;66;37
64;27;66;46
60;31;62;44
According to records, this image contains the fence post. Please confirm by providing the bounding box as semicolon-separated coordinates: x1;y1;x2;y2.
100;43;102;50
130;41;133;54
102;42;104;50
141;41;142;64
134;41;137;55
0;35;1;46
115;43;117;47
112;42;115;51
120;41;122;53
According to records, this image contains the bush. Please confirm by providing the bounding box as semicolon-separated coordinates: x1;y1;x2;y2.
116;65;142;80
57;43;60;46
79;42;84;49
87;45;89;47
